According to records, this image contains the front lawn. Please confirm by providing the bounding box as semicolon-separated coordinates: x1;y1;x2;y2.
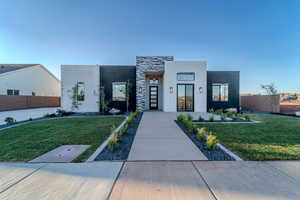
0;117;124;162
195;114;300;160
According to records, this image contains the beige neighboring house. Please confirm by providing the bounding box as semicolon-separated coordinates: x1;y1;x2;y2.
0;64;60;96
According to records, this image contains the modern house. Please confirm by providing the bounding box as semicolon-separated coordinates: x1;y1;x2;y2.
0;64;61;96
61;56;239;113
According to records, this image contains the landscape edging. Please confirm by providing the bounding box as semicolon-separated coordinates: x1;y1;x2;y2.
86;116;129;162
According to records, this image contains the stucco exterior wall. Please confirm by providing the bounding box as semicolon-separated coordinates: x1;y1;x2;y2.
163;61;207;112
61;65;100;112
0;65;60;96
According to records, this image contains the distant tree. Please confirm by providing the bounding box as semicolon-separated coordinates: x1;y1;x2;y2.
260;83;278;95
261;83;279;113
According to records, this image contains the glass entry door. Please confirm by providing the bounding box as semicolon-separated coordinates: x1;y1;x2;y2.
149;86;158;110
177;84;194;112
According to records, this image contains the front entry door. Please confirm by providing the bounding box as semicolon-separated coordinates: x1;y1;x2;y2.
149;86;158;110
177;84;194;112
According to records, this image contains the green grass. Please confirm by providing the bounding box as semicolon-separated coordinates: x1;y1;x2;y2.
195;114;300;160
0;117;124;162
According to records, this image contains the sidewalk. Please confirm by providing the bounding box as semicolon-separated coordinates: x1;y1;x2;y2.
1;161;299;200
128;112;207;160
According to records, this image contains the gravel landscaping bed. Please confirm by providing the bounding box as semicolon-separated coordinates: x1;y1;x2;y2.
175;120;235;161
95;112;143;161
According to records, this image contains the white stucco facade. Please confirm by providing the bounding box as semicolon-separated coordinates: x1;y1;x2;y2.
0;65;60;96
163;61;207;112
61;65;100;112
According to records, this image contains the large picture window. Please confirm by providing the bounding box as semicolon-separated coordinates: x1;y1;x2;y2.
77;82;85;101
177;73;195;81
212;83;228;102
112;82;126;101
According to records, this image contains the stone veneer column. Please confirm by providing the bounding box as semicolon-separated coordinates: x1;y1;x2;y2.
136;56;174;111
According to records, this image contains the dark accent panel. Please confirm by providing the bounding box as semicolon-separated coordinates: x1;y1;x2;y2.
207;71;240;112
100;65;136;113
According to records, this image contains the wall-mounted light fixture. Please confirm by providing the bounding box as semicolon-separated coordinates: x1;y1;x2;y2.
138;87;143;93
169;86;174;93
198;87;203;93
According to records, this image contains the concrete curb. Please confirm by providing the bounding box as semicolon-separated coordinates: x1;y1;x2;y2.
86;116;129;162
216;143;243;161
194;120;261;124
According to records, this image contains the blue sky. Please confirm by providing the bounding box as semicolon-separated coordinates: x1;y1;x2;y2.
0;0;299;94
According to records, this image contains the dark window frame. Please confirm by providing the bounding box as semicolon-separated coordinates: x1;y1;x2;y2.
212;83;229;102
77;82;85;101
177;72;195;81
112;82;126;102
176;83;194;112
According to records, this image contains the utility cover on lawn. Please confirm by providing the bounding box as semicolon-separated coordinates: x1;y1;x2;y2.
29;145;90;163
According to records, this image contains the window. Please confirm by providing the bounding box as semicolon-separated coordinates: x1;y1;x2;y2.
7;89;13;95
7;89;19;95
177;73;195;81
77;82;85;101
149;79;159;85
14;90;19;95
112;82;126;101
212;83;228;102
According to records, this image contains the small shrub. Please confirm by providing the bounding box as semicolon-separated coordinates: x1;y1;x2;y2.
232;115;238;121
43;113;57;118
4;117;15;124
226;111;233;118
127;111;138;124
220;113;226;121
108;134;119;151
208;108;214;113
206;134;217;150
245;115;251;121
187;114;193;121
192;125;198;134
110;125;116;134
56;109;73;117
177;114;186;122
209;115;215;122
196;127;207;141
184;120;194;133
28;117;33;121
198;115;204;121
215;109;223;114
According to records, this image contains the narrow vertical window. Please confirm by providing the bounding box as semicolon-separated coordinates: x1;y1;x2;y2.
77;82;85;101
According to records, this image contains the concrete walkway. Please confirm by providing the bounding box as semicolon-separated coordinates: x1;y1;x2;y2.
0;161;299;200
0;107;59;125
128;112;207;160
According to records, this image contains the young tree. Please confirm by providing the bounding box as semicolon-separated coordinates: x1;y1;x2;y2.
126;80;132;113
261;83;279;113
99;86;108;113
70;83;81;111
